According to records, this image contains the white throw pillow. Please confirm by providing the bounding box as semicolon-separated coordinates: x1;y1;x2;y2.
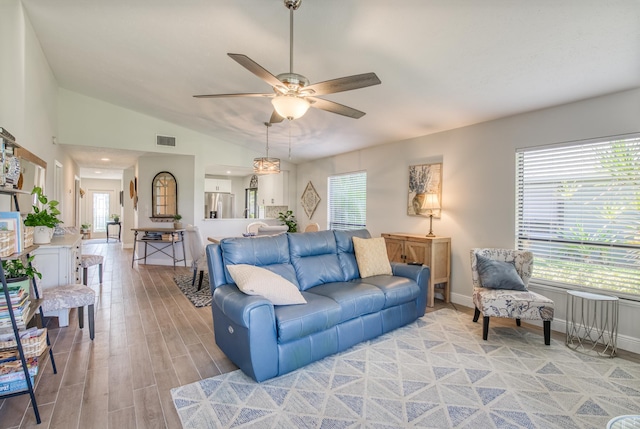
352;236;393;278
226;264;306;306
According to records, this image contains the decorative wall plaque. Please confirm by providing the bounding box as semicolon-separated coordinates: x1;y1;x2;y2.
301;181;320;219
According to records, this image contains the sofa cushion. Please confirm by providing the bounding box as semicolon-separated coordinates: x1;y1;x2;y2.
352;236;393;278
220;234;299;286
334;229;372;281
354;276;421;308
288;231;344;291
227;264;306;306
274;292;342;342
307;282;385;323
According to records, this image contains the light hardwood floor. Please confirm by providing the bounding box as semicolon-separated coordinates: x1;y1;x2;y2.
0;239;638;428
0;239;236;429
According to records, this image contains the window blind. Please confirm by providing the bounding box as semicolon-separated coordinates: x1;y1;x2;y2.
328;171;367;230
516;136;640;297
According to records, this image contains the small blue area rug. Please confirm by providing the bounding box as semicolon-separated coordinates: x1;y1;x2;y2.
171;308;640;428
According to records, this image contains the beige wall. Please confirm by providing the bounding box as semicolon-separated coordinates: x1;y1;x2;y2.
294;88;640;352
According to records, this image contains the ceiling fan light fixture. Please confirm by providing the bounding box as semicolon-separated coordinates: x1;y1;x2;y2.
271;95;310;120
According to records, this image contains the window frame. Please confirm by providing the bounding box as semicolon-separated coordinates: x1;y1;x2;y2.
516;133;640;299
328;171;367;230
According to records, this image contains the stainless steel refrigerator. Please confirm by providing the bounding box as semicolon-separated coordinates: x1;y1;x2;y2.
205;192;235;218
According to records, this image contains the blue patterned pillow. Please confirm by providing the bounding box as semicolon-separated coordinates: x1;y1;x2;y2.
476;254;527;291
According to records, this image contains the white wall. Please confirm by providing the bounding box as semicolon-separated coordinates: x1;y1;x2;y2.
0;0;79;225
295;88;640;353
57;89;297;231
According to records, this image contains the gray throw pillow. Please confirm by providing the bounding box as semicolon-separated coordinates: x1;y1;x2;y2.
476;254;527;291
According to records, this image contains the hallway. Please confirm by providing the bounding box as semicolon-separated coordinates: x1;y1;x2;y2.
0;239;235;429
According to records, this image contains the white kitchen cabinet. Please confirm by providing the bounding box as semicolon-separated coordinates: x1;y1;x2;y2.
32;234;82;326
205;178;232;193
258;171;288;206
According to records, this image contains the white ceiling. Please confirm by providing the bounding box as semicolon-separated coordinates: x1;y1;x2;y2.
22;0;640;167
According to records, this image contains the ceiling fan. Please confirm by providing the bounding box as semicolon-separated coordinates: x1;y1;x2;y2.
193;0;381;123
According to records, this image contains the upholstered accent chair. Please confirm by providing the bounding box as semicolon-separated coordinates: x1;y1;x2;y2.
81;254;104;285
186;225;207;291
42;284;95;340
470;248;554;345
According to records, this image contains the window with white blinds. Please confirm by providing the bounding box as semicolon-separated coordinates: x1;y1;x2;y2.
516;135;640;297
328;171;367;230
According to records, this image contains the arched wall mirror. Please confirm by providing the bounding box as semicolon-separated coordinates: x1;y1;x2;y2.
152;171;177;218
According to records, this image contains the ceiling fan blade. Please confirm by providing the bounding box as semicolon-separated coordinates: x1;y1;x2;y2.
193;93;273;98
307;97;366;119
228;53;285;90
304;73;381;96
269;110;285;124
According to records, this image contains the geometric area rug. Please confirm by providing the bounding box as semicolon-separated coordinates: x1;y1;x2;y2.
171;308;640;428
173;274;212;308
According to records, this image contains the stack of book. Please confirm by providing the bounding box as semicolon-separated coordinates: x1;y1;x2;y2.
0;349;38;393
0;284;30;331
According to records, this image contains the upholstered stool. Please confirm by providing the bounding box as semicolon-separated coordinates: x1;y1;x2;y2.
42;284;95;340
81;254;104;285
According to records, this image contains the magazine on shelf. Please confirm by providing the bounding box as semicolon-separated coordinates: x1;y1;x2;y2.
0;212;23;253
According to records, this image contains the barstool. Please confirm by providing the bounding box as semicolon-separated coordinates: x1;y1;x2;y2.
42;284;96;340
81;254;104;285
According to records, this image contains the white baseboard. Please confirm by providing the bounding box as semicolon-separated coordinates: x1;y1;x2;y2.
448;292;640;355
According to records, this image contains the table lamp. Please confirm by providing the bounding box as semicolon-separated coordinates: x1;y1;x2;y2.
421;193;440;237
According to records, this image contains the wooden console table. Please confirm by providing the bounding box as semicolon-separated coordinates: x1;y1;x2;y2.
131;228;187;269
382;233;451;307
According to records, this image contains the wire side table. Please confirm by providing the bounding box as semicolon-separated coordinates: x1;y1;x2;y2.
566;290;618;357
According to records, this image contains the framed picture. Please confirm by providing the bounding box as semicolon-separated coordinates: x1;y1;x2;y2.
407;163;442;218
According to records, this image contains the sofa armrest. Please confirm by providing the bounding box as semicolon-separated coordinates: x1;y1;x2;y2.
213;284;275;328
211;284;279;381
390;262;430;316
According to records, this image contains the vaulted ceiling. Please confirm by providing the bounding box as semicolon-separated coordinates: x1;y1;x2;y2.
22;0;640;164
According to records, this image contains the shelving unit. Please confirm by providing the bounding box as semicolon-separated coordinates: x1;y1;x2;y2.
0;189;57;424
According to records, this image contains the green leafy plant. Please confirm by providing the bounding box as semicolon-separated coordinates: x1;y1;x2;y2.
81;223;91;230
278;210;297;233
173;214;182;221
23;187;62;229
2;256;42;280
110;214;120;222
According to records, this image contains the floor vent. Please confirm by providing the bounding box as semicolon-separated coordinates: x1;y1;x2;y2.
156;135;176;147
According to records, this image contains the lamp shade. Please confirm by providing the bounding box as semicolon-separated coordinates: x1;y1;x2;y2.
271;95;310;120
421;193;440;213
253;157;280;175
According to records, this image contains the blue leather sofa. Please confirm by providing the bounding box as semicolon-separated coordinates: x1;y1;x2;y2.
206;228;430;382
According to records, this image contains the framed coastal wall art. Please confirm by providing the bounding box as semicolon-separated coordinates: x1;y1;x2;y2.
407;162;442;217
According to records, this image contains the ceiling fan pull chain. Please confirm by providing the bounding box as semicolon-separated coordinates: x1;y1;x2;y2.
288;121;292;160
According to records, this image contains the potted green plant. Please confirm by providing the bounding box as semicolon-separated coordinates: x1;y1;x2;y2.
277;210;297;232
23;186;62;244
81;223;91;233
2;256;42;297
110;214;120;223
173;214;183;229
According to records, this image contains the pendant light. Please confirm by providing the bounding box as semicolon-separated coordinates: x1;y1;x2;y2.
253;122;281;175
